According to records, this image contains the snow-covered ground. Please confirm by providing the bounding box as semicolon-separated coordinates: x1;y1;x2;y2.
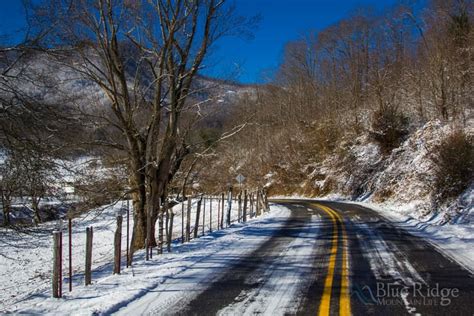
0;196;257;313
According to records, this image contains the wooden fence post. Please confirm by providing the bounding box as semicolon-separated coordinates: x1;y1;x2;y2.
186;198;191;242
126;198;130;268
249;193;254;218
255;190;262;216
220;193;225;229
217;195;221;230
68;218;72;292
226;189;232;226
59;230;63;297
167;199;174;253
194;197;202;239
238;193;242;223
253;193;256;217
165;202;169;252
209;196;213;232
85;227;93;286
181;200;185;243
243;190;248;222
202;196;206;236
114;215;122;274
52;231;61;298
158;198;163;255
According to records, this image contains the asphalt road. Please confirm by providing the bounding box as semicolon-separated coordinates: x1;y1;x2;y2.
178;200;474;316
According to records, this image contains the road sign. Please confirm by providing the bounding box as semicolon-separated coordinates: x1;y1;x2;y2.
235;174;245;184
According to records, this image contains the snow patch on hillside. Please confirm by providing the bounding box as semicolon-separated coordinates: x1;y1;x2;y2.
309;120;473;224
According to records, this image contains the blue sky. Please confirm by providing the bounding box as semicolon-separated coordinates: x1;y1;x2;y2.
205;0;400;83
0;0;399;84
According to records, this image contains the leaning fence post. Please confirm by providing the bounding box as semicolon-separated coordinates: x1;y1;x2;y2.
85;227;93;286
114;215;123;274
52;231;61;298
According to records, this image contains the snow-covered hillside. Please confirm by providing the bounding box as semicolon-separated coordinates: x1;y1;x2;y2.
275;119;473;226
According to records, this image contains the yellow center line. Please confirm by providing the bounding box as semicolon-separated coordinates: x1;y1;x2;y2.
316;204;338;316
315;204;351;316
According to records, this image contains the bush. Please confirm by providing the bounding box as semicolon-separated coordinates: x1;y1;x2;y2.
431;130;473;201
370;105;409;154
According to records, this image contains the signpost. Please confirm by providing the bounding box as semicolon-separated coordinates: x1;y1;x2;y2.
235;174;245;192
236;174;245;184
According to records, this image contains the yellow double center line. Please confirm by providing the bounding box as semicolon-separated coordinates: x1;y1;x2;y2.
315;204;351;316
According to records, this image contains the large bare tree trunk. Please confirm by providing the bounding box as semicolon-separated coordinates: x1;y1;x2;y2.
130;195;146;260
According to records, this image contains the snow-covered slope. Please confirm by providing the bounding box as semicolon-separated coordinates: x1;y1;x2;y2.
303;120;473;224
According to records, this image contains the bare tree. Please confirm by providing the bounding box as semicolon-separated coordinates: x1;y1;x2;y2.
27;0;255;258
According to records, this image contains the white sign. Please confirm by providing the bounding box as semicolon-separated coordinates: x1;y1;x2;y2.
235;174;245;184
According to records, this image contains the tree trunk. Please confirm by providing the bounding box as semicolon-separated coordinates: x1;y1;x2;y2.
2;197;11;226
32;198;42;225
114;215;122;274
127;141;148;256
129;190;147;263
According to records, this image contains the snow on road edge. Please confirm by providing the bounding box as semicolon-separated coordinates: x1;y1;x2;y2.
351;201;474;275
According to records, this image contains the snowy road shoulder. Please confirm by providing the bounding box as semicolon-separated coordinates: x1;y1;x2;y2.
351;201;474;274
11;205;291;315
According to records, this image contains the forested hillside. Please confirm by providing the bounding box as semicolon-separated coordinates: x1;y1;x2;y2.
193;0;473;222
